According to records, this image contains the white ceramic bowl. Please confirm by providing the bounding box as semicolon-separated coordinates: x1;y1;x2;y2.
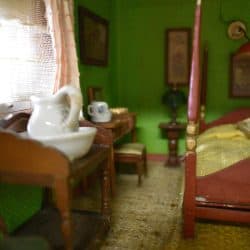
24;127;97;161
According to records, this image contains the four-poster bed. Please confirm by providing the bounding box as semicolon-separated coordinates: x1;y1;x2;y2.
183;0;250;238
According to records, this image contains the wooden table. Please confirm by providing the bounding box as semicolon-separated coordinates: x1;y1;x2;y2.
159;122;186;167
96;112;137;141
92;112;137;195
0;131;111;250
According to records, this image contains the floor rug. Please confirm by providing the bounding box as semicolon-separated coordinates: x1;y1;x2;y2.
72;161;250;250
166;219;250;250
165;171;250;250
73;161;183;250
166;205;250;250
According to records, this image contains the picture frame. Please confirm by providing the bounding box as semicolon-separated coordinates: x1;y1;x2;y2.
230;53;250;97
165;28;191;86
78;6;109;66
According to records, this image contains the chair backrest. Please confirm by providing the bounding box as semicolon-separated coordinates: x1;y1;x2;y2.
87;86;103;104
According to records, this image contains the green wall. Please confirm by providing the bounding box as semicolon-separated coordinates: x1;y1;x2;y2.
75;0;250;155
74;0;116;108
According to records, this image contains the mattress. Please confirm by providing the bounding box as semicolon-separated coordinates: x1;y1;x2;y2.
196;122;250;176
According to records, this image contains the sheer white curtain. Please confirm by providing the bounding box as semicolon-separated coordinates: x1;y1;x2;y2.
0;0;81;116
44;0;80;92
0;0;56;112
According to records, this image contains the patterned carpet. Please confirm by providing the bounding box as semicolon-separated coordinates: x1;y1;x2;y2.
166;219;250;250
73;161;183;250
72;161;250;250
165;172;250;250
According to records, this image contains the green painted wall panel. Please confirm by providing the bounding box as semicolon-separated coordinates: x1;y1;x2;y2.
74;0;115;114
114;0;250;154
75;0;249;154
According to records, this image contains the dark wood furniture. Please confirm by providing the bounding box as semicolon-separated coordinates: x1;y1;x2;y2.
114;143;147;186
98;113;137;142
0;113;112;250
87;86;103;104
86;86;138;194
159;122;186;167
183;0;250;238
93;112;137;195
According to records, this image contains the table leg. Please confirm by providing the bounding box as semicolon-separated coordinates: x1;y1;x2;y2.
167;137;179;166
54;179;73;250
109;146;116;196
101;155;111;224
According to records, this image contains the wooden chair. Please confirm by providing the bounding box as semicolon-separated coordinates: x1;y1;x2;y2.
114;143;147;186
87;86;103;104
87;85;148;186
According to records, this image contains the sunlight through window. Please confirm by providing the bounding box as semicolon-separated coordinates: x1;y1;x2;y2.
0;0;56;107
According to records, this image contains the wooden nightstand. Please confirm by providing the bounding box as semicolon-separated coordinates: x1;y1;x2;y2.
159;122;186;167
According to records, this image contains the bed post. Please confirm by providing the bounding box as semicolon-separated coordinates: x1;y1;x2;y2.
183;0;202;238
200;44;208;132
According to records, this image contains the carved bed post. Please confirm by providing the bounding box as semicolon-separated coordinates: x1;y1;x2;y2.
200;44;208;132
183;0;202;238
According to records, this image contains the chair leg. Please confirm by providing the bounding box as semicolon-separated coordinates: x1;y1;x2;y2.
143;149;148;177
136;162;143;186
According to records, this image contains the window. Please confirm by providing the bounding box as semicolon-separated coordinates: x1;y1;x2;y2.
0;0;56;112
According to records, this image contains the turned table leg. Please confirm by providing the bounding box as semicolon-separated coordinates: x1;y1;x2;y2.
158;122;186;167
54;178;73;250
109;146;116;196
101;155;111;224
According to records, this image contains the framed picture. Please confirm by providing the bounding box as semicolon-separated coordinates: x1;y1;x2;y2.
230;53;250;97
165;28;191;86
78;6;109;66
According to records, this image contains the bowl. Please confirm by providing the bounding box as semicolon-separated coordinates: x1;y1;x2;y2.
23;127;97;161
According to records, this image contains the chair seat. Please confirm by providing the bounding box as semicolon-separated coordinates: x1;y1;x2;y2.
114;143;147;186
114;143;145;155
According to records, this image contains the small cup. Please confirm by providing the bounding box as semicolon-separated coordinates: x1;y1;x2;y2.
87;101;112;122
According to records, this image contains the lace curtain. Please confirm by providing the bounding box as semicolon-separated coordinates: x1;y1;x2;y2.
0;0;80;114
44;0;80;92
0;0;56;109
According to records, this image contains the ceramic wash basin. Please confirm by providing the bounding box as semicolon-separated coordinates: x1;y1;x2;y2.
21;127;97;161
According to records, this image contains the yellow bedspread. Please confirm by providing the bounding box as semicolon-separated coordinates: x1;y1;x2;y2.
196;123;250;176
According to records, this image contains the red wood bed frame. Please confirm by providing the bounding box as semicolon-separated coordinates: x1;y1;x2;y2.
183;0;250;238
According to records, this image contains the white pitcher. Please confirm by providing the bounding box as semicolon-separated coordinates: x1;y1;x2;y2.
27;85;83;137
